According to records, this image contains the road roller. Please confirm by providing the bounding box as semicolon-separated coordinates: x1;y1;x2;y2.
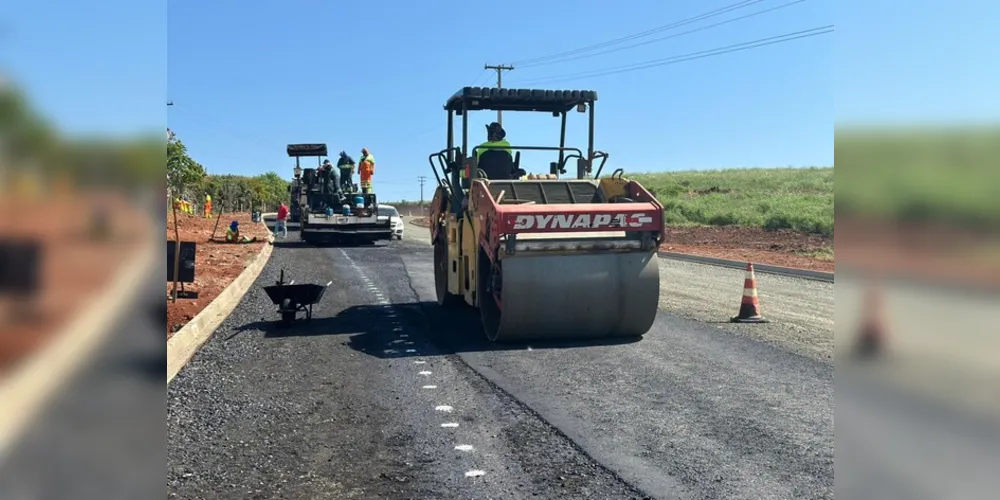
427;86;666;343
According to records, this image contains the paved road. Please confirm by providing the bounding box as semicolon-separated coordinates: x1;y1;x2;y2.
168;221;834;499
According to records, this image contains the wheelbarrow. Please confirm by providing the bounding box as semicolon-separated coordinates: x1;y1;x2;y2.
262;269;332;327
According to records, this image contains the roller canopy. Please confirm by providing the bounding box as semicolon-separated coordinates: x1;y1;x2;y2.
287;144;328;157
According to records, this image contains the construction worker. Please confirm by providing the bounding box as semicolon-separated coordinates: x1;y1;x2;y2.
320;159;341;206
463;122;512;186
359;147;375;194
204;193;212;218
336;151;356;192
225;220;257;243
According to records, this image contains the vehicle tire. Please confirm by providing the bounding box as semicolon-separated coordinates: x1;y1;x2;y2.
434;236;464;307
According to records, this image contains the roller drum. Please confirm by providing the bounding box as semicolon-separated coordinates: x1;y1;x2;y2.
480;250;660;342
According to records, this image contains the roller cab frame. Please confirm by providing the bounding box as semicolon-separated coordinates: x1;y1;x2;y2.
427;87;667;343
288;143;392;245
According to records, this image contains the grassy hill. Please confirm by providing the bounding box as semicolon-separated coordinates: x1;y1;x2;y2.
630;167;834;236
386;167;836;235
835;127;1000;229
390;127;1000;240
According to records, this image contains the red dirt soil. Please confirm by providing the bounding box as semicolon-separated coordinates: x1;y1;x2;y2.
836;217;1000;287
166;211;270;338
0;194;148;376
660;225;834;272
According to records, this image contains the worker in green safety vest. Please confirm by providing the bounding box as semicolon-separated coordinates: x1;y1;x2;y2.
462;122;512;186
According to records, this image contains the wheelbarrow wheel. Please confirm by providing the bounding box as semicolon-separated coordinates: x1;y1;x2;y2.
280;298;295;327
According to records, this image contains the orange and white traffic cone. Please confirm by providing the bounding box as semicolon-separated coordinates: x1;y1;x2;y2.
731;262;769;323
853;283;887;358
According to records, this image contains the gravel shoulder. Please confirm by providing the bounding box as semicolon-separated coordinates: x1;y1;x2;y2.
167;232;646;499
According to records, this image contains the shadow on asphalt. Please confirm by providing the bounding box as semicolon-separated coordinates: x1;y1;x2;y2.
230;300;641;356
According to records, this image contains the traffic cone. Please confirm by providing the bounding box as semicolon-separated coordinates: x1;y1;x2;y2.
731;262;769;323
853;283;886;358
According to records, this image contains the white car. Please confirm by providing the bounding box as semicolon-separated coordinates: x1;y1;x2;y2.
378;204;404;240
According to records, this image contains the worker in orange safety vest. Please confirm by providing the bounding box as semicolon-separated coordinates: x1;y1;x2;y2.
359;147;375;194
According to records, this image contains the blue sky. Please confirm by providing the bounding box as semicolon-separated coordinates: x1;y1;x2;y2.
2;1;992;202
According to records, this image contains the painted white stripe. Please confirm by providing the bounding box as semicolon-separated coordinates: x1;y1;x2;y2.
454;445;474;452
435;405;453;412
418;371;432;376
465;470;485;478
414;360;426;364
441;422;459;428
422;385;437;389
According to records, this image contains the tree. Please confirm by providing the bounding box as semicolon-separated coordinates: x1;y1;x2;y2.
167;137;206;194
253;172;290;209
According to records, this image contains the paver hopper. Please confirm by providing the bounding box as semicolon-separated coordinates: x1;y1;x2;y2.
427;87;666;342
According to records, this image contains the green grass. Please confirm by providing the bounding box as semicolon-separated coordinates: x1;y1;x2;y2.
835;127;1000;230
629;167;834;236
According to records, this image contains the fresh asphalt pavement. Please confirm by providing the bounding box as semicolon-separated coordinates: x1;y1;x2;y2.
167;219;835;500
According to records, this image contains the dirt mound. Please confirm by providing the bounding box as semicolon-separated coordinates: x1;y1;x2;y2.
660;225;834;272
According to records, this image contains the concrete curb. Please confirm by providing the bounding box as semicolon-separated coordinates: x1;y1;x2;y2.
0;234;157;463
166;214;276;384
407;217;431;229
658;251;835;282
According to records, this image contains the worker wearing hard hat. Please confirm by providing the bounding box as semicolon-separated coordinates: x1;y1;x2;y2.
204;193;212;218
225;220;257;243
463;122;511;187
359;147;375;194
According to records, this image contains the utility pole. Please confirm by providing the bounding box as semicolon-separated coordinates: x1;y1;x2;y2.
484;63;514;125
417;176;426;207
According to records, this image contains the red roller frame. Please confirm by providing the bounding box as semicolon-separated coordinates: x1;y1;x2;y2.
472;180;667;259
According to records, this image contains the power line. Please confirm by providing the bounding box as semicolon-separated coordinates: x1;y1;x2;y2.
469;68;490;87
509;0;767;66
510;25;833;86
518;0;809;69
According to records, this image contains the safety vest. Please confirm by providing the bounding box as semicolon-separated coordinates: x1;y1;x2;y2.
359;155;375;180
463;140;512;179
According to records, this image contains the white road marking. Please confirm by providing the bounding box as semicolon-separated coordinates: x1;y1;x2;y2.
382;349;397;354
435;405;453;412
441;422;459;428
465;470;485;478
422;385;437;389
454;445;474;452
418;371;432;376
404;341;415;345
399;333;408;337
406;349;417;353
414;360;426;364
